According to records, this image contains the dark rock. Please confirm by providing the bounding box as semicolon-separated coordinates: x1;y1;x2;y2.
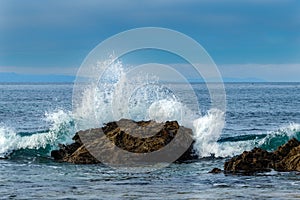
209;168;222;174
51;149;64;160
224;147;273;173
51;142;82;161
275;145;300;172
224;138;300;174
51;119;197;164
63;145;100;164
273;138;300;161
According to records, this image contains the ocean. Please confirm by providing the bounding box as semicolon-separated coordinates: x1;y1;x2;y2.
0;82;300;199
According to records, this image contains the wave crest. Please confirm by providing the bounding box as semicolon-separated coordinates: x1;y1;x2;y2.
0;110;74;158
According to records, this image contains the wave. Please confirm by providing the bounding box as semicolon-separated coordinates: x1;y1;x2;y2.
0;110;74;159
208;123;300;158
257;123;300;151
2;109;298;160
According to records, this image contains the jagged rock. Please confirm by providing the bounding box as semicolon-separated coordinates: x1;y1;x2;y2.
51;142;82;161
63;145;100;164
273;138;300;161
224;147;274;173
209;168;222;174
51;119;197;164
224;138;300;174
275;145;300;172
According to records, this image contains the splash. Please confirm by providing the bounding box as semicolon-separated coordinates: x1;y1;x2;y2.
73;57;197;131
73;58;128;130
192;109;226;157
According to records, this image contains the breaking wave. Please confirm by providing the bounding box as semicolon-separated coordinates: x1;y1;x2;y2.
0;110;74;159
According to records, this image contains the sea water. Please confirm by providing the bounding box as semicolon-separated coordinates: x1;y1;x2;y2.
1;81;300;199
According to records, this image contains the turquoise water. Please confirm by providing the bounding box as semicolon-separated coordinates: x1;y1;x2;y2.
1;82;300;199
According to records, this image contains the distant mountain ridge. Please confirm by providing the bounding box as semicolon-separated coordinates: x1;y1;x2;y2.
0;72;265;83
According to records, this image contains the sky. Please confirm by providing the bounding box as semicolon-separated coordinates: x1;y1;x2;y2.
0;0;300;82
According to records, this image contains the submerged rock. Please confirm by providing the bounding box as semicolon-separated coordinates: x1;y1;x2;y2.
224;138;300;174
51;119;197;164
209;168;222;174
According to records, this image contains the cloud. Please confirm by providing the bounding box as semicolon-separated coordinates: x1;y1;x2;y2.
0;0;299;76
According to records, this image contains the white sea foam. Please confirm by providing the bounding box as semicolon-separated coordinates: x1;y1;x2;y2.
192;108;226;157
0;110;74;158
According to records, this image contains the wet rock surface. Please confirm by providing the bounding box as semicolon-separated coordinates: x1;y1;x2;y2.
209;168;222;174
224;138;300;174
51;119;197;164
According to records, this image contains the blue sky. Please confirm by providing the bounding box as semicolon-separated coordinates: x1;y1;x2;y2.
0;0;300;81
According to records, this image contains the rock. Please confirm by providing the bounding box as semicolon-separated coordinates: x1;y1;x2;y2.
275;145;300;172
273;138;300;161
51;142;82;161
50;149;64;160
224;147;274;173
209;168;222;174
63;145;100;164
224;138;300;174
51;119;197;164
